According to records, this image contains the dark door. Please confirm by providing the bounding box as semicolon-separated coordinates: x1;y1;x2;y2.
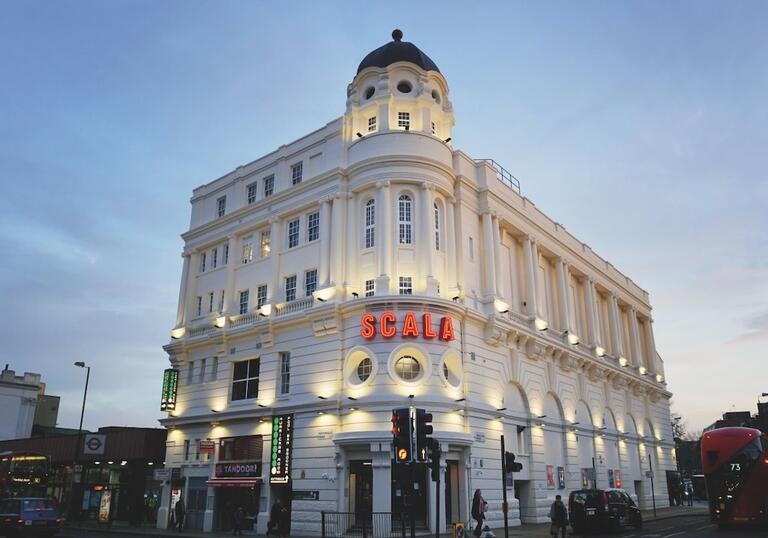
186;477;207;531
349;460;373;528
445;461;459;525
391;462;428;528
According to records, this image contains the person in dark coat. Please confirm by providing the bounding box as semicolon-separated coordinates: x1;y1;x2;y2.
232;506;245;536
548;495;568;538
267;498;288;537
173;498;185;533
471;489;486;537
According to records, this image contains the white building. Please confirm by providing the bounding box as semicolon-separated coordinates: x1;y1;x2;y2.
0;365;47;440
159;30;674;535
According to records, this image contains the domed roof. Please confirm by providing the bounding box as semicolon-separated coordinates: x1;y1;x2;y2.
357;29;440;74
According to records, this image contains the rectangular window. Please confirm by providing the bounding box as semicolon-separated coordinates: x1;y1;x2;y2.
364;200;375;248
199;252;206;273
399;276;413;295
208;292;214;313
241;236;253;264
223;243;229;265
247;182;258;204
211;247;218;269
288;218;300;248
187;361;194;384
307;211;320;242
239;290;249;315
257;284;268;309
196;296;202;316
368;116;377;132
398;196;413;244
217;196;226;218
365;279;375;297
264;175;274;197
398;112;410;130
260;230;271;258
285;275;297;302
210;357;219;381
195;439;200;460
184;439;190;460
280;352;290;395
434;204;440;251
199;358;207;384
305;269;317;297
291;162;303;185
219;289;225;312
219;435;262;461
231;358;260;401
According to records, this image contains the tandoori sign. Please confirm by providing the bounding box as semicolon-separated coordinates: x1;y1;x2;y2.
360;312;455;341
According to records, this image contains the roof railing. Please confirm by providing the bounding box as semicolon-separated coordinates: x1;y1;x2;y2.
475;159;521;194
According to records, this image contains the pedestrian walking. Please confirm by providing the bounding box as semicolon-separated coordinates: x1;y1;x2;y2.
471;489;487;537
232;506;245;536
267;498;288;537
173;498;185;533
549;494;568;538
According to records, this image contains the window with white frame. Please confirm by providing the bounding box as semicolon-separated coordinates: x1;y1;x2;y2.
211;247;218;269
364;199;375;248
434;202;441;251
399;276;413;295
239;290;249;315
247;182;258;204
216;196;226;218
280;352;290;395
307;211;320;242
305;269;317;297
208;292;214;313
395;355;420;381
196;296;202;316
199;252;206;272
218;289;225;312
291;162;303;185
367;116;377;132
365;279;375;297
257;284;267;309
398;195;413;244
397;112;410;130
183;439;190;460
288;218;300;248
231;358;259;401
285;275;297;302
187;361;194;385
241;236;253;264
210;357;219;381
199;358;207;384
264;175;274;197
223;243;229;265
260;230;271;258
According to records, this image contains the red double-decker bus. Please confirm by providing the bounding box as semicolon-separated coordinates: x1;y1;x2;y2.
701;427;768;527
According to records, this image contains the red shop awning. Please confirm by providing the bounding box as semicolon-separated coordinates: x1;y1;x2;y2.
205;477;261;487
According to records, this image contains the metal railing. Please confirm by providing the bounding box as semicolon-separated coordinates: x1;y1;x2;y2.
475;158;521;194
321;511;408;538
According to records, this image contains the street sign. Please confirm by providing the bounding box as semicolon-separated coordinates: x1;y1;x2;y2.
171;468;183;480
646;470;654;479
74;464;83;472
83;433;107;455
200;440;215;454
153;469;171;481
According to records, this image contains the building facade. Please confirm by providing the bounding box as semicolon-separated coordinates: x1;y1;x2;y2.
159;31;675;534
0;365;58;441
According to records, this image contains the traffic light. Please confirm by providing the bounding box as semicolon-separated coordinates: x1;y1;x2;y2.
428;438;441;482
391;408;413;463
415;408;433;461
505;451;523;473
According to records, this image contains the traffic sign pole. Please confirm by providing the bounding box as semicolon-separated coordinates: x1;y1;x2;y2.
500;435;509;538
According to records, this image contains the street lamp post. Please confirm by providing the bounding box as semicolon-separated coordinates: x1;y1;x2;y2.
68;361;91;520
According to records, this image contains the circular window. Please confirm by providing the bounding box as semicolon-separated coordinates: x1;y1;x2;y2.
395;355;420;381
364;86;375;100
440;350;463;389
397;81;412;94
443;364;449;380
432;89;441;104
357;357;373;382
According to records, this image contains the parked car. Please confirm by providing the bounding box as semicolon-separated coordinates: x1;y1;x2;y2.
568;488;642;534
0;498;62;537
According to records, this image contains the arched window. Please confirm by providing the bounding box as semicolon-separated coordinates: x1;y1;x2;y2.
364;199;375;248
398;195;413;244
433;202;441;251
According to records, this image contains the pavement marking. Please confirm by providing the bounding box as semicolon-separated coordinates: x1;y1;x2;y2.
659;532;686;538
695;524;712;530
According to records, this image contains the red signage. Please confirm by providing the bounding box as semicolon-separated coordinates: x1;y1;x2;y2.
360;312;455;341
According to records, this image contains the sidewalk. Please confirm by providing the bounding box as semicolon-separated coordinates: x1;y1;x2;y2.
63;503;708;538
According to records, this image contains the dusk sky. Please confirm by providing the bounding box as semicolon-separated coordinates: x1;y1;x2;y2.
1;1;765;434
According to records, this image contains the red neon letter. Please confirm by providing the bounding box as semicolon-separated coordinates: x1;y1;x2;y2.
360;313;376;339
380;311;397;338
439;316;456;341
402;312;420;337
422;313;437;339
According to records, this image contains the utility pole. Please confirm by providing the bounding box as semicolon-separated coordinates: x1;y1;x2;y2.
500;435;509;538
649;456;657;518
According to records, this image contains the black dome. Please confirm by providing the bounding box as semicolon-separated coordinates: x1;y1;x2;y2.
356;29;440;74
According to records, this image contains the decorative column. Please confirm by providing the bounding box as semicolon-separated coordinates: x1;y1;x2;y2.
331;193;348;288
444;196;458;294
508;234;521;313
371;442;392;533
608;294;623;359
375;181;391;294
319;197;332;287
345;191;358;296
629;308;643;368
175;252;191;326
420;183;437;294
378;102;390;130
452;193;464;293
492;214;503;299
645;318;659;373
556;259;571;334
223;235;237;313
184;251;199;322
269;217;281;303
522;236;539;318
421;106;432;134
482;211;497;298
584;279;602;351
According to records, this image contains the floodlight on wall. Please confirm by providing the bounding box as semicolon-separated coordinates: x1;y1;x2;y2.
534;318;549;331
595;346;606;357
258;304;272;317
214;316;227;328
313;287;335;302
638;366;647;375
452;295;461;302
455;398;466;402
566;332;580;346
496;407;507;412
656;374;664;383
347;396;358;401
444;137;452;143
618;357;629;367
170;327;186;339
356;132;363;138
352;292;359;299
317;395;328;400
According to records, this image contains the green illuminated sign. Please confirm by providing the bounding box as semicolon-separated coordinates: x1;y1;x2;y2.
160;369;179;411
270;414;293;484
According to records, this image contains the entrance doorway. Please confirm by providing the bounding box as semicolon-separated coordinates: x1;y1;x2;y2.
349;460;373;521
215;485;259;531
445;461;460;525
513;480;532;523
186;477;207;531
391;463;428;528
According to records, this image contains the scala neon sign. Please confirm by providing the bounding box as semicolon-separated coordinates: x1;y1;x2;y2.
360;312;455;341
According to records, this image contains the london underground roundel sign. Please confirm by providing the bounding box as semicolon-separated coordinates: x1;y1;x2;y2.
360;311;455;341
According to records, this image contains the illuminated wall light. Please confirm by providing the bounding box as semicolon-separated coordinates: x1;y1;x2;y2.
655;374;664;383
595;346;606;357
567;332;580;346
618;357;629;367
534;318;549;331
170;327;186;339
493;299;510;314
638;366;647;375
258;304;272;317
214;316;227;328
312;287;336;302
